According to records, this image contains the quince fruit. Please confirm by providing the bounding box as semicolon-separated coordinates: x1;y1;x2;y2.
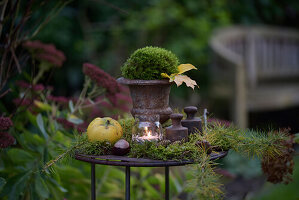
87;117;123;143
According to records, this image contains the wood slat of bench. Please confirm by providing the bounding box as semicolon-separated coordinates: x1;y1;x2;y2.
247;84;299;111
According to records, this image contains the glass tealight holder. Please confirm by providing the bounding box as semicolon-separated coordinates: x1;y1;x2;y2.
132;115;163;143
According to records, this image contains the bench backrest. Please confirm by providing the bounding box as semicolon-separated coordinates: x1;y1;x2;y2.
213;26;299;87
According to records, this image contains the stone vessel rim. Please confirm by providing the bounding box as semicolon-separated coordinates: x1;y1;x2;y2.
117;77;172;85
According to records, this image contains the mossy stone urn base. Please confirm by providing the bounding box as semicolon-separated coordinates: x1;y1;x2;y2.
117;77;172;123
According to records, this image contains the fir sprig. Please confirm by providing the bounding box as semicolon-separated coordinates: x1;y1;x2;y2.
185;154;224;200
200;123;288;158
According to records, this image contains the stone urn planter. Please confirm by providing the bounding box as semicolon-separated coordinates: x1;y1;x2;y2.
117;77;172;123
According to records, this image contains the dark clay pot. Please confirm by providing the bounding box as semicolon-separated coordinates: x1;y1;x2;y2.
117;77;173;123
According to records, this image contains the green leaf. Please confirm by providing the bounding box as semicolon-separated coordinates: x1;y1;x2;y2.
29;184;40;200
7;148;35;164
48;178;68;193
0;177;6;192
35;173;50;199
25;132;45;146
171;175;183;193
0;174;22;198
36;114;49;140
53;131;71;147
68;100;74;113
7;171;32;200
34;100;52;111
27;110;37;126
144;181;161;199
47;184;63;200
68;117;84;125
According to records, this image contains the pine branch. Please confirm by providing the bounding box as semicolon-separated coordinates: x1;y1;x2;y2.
43;142;83;172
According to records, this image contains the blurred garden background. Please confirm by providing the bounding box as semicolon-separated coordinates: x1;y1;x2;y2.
0;0;298;199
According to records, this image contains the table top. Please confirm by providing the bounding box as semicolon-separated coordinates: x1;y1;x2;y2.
75;151;228;167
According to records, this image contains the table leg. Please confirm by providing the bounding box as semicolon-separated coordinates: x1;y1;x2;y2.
91;163;96;200
126;166;130;200
165;166;169;200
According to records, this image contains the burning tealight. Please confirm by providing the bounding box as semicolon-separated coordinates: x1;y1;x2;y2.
132;115;162;143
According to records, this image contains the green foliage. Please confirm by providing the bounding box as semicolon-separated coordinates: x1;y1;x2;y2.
185;155;223;200
0;177;6;192
0;101;131;200
118;117;135;143
200;123;288;158
121;46;179;80
227;0;299;28
29;0;299;100
221;151;262;178
29;0;231;96
0;110;74;200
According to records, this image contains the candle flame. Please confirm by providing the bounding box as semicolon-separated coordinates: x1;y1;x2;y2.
144;127;152;137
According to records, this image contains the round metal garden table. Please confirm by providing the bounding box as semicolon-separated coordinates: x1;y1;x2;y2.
75;151;228;200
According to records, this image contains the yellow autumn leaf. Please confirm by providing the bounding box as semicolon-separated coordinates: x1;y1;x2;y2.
178;64;197;74
161;63;198;89
173;75;198;90
161;73;176;82
161;73;170;78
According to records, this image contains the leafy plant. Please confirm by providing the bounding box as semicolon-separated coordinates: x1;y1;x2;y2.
0;6;131;196
121;46;179;80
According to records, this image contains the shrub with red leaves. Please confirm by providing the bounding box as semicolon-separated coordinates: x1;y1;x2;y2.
82;63;132;116
0;117;13;131
16;80;45;91
23;40;66;67
13;98;34;107
82;63;120;95
105;92;118;106
48;95;69;104
0;132;15;148
262;129;295;184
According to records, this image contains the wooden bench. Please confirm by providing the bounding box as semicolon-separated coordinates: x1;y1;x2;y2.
209;26;299;128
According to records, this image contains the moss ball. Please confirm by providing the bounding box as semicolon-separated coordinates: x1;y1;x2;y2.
121;46;179;80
